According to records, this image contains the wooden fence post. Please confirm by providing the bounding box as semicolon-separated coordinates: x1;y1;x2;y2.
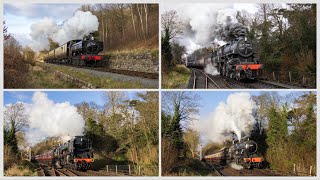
129;165;131;175
106;165;108;172
116;165;118;175
309;166;312;176
273;72;276;81
138;165;141;176
293;163;296;175
289;71;292;83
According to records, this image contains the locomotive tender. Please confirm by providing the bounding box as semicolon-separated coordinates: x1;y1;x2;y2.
211;28;263;80
44;35;104;66
35;136;93;171
204;137;263;169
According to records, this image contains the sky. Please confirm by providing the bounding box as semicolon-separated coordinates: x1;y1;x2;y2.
4;91;140;106
4;3;81;47
187;91;296;120
162;3;259;14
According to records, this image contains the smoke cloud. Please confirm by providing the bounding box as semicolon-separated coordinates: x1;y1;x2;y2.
29;10;99;51
204;63;219;76
201;92;256;144
171;4;247;54
27;92;85;143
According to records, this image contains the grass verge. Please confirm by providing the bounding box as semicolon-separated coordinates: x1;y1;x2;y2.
168;158;212;176
28;67;79;88
43;63;149;89
162;65;191;89
5;160;37;176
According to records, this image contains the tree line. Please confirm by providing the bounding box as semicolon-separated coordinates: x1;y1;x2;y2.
250;92;316;174
4;92;159;175
79;4;159;52
237;4;316;81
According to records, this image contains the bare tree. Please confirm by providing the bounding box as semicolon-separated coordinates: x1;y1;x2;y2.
4;103;28;133
161;10;183;40
162;91;200;126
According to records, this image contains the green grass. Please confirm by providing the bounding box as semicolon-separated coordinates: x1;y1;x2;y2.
162;65;191;89
28;68;78;88
169;158;213;176
44;64;150;89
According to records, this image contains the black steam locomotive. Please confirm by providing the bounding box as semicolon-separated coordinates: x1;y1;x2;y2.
204;137;263;169
44;35;104;66
211;28;263;80
35;136;93;171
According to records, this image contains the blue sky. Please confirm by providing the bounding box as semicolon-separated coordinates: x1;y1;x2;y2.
4;91;141;106
4;3;81;47
162;91;314;121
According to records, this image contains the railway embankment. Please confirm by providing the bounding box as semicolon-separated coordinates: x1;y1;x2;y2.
28;62;157;88
105;49;159;74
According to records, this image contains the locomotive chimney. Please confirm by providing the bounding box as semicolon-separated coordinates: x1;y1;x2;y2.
90;33;94;40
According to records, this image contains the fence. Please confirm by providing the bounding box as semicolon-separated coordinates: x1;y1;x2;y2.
270;164;316;176
105;165;158;176
105;165;139;175
261;71;316;88
293;164;316;176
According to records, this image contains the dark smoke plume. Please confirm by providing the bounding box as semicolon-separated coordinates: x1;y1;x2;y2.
218;16;247;41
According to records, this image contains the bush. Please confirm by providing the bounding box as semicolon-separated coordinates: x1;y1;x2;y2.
4;165;36;176
4;145;17;170
161;137;179;175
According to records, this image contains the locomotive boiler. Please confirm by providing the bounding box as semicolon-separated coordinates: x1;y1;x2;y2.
211;28;263;80
44;34;104;66
204;137;263;169
35;136;93;171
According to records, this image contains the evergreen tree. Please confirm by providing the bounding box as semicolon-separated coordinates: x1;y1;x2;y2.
161;28;173;72
170;105;184;150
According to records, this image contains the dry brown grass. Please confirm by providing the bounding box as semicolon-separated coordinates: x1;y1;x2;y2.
161;138;179;175
4;165;36;176
4;145;17;170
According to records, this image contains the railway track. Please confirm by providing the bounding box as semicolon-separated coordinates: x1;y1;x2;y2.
189;67;301;89
45;63;158;80
37;166;79;176
190;68;222;89
206;163;225;176
36;163;126;176
224;78;292;89
206;163;282;176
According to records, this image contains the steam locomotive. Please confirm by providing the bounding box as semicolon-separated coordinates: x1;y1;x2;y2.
204;137;263;169
44;35;104;66
35;136;94;171
211;28;263;80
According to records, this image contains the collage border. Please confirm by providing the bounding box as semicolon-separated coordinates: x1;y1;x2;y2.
0;0;319;179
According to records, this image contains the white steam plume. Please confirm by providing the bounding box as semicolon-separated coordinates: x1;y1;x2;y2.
29;10;99;51
29;17;59;51
204;63;219;76
27;92;85;143
230;163;244;170
173;4;237;54
201;92;256;144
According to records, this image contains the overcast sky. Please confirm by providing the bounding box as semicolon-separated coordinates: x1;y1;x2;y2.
4;3;81;47
161;3;259;14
